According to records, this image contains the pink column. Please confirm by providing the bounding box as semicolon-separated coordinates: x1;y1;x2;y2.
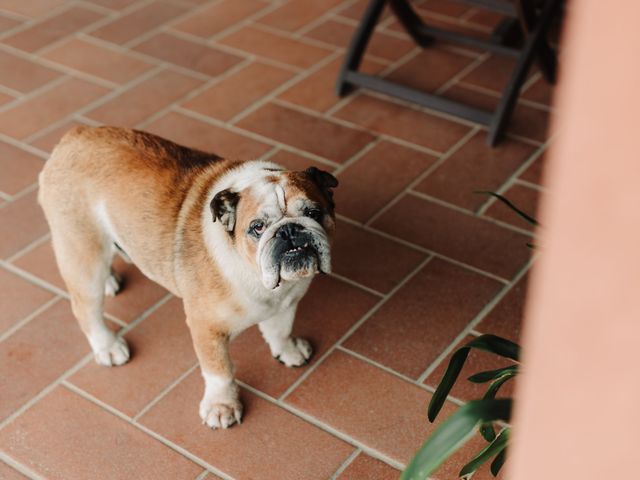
508;1;640;478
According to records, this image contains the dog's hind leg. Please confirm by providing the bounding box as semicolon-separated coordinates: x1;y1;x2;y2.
51;227;130;367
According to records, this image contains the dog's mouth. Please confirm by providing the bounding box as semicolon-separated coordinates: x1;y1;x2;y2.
259;224;331;290
283;243;313;257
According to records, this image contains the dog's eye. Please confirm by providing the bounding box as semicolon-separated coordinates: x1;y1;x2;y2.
304;208;323;222
250;220;266;236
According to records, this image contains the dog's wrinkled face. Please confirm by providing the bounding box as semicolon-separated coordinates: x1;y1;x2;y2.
211;167;337;289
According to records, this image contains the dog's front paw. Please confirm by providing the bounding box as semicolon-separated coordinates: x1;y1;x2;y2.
275;337;313;367
94;336;130;366
199;399;243;429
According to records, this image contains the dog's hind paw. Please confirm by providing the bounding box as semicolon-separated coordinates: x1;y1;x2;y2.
104;271;122;296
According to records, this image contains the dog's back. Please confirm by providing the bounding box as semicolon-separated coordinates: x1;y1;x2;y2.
38;126;236;297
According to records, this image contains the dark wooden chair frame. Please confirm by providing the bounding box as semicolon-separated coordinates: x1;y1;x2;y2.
336;0;561;146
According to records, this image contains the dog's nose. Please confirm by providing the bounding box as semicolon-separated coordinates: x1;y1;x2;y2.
277;223;304;246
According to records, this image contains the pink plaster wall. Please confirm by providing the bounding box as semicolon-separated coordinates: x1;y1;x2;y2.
508;1;640;478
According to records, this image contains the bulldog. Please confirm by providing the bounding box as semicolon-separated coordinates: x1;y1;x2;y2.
38;126;337;429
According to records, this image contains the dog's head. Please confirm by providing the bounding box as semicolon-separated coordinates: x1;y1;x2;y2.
210;165;337;289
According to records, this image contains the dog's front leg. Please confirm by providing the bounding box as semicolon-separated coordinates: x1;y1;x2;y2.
187;318;242;429
259;306;313;367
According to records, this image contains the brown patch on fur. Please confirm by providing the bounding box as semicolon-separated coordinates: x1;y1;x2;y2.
187;320;233;376
233;186;264;268
283;171;333;212
40;126;247;379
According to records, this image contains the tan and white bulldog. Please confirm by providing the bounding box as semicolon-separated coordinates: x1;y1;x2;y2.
38;126;337;429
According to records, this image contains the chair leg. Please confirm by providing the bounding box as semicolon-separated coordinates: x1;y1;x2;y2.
487;0;560;146
336;0;387;97
388;0;434;48
518;0;558;83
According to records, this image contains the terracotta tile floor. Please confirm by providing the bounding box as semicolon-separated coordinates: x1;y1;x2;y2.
0;0;552;478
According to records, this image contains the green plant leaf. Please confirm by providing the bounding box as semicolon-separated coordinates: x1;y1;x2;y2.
468;365;519;383
428;336;520;422
475;191;539;226
480;422;496;442
491;447;508;476
484;372;517;401
402;399;512;480
459;428;510;477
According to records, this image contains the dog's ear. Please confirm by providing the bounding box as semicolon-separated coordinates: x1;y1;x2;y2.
210;189;240;232
305;167;338;211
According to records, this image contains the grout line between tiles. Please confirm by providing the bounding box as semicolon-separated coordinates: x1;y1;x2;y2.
0;82;23;98
1;261;171;324
416;255;535;384
135;57;255;129
0;180;39;205
273;96;448;160
335;345;465;409
0;260;69;297
330;137;381;176
456;79;552;114
323;46;420;119
365;126;479;226
243;22;337;54
61;381;236;480
25;64;165;142
29;0;140;59
0;133;50;159
279;255;435;402
0;452;45;480
328;272;385;298
407;190;535;237
256;145;279;162
459;6;479;22
0;353;94;431
60;0;156;50
476;140;549;215
293;0;360;38
514;177;547;192
5;233;50;264
201;1;288;46
337;213;512;284
0;73;69;114
74;32;225;81
194;469;210;480
327;13;411;45
329;448;362;480
435;51;491;96
25;0;149;58
336;346;425;394
273;96;446;154
0;1;89;41
0;288;176;433
132;362;199;421
240;380;406;471
172;106;339;166
117;293;174;335
227;50;343;125
0;296;61;343
134;422;236;480
0;7;30;21
119;0;227;50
